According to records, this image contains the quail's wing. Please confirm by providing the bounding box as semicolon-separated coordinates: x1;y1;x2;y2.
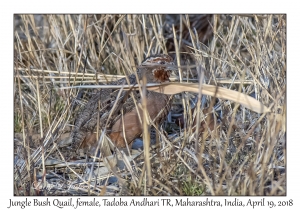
105;90;141;129
70;73;139;150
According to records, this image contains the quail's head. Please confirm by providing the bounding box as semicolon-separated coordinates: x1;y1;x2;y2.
137;54;175;83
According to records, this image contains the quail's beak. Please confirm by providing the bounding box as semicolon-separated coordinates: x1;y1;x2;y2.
165;64;177;71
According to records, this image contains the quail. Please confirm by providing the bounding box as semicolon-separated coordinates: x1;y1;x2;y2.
70;54;175;156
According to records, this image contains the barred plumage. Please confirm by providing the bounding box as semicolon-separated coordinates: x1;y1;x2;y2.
70;54;175;156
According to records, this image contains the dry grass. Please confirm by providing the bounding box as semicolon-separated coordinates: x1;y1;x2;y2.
14;14;286;196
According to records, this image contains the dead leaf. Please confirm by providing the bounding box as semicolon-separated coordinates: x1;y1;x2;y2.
145;83;270;114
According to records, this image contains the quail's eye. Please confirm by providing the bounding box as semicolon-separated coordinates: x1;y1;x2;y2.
160;61;165;65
